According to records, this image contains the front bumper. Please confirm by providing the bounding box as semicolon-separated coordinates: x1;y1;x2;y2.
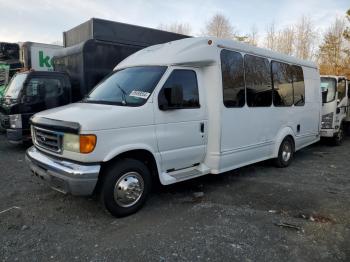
320;129;336;138
6;128;31;143
25;146;100;196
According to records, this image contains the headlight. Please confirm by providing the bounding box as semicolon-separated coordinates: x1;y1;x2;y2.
63;133;97;154
9;114;22;129
321;112;333;129
63;133;80;152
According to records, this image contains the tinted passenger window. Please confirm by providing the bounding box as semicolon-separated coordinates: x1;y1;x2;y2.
220;50;245;107
159;70;199;109
244;55;272;107
272;61;293;106
292;66;305;106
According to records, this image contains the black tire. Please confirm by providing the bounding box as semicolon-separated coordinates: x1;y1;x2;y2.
274;136;294;168
100;158;152;217
332;124;344;146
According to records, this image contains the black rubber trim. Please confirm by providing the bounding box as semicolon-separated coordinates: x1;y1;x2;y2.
30;116;80;134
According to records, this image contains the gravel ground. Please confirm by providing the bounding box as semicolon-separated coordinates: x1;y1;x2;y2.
0;134;349;261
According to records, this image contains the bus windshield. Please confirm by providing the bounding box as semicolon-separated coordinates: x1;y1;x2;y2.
85;66;167;107
320;77;336;103
3;72;28;98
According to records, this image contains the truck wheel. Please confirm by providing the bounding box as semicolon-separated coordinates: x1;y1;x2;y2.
101;158;151;217
332;124;344;146
274;137;294;168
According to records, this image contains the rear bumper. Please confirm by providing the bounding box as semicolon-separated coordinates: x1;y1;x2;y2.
25;146;100;196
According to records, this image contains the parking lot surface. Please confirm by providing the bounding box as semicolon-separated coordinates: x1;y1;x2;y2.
0;134;349;261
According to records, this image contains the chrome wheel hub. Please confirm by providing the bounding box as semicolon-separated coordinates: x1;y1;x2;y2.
114;172;144;207
282;142;292;162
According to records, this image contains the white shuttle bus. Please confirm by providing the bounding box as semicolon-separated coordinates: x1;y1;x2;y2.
26;37;321;217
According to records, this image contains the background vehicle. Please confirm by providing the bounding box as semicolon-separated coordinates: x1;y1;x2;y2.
0;42;63;138
0;71;70;142
0;42;22;98
1;18;188;143
320;76;350;145
26;37;321;217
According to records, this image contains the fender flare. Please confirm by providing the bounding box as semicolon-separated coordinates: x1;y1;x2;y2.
103;144;162;179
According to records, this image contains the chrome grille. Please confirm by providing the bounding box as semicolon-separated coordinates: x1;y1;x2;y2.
0;68;6;86
33;126;63;153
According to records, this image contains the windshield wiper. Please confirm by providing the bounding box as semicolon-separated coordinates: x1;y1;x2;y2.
115;83;127;105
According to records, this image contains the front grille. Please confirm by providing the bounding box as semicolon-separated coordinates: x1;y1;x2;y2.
0;68;6;86
0;113;9;129
33;126;63;153
321;112;334;129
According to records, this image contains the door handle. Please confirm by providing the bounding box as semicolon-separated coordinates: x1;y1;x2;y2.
200;122;205;133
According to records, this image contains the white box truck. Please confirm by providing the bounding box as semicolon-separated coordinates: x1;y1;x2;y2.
25;37;321;217
320;76;350;145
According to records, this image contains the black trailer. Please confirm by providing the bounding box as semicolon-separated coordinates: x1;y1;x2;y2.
54;18;189;101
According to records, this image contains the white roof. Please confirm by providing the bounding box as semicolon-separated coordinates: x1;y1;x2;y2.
116;37;318;70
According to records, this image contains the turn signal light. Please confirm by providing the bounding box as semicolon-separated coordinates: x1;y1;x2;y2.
80;135;97;154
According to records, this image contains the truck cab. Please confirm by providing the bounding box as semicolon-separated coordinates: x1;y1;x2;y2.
0;71;71;143
320;75;350;145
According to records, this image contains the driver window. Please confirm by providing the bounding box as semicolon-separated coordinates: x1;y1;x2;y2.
338;79;346;101
26;78;63;99
26;79;40;97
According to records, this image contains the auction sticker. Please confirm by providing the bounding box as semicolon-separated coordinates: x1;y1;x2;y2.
129;90;151;99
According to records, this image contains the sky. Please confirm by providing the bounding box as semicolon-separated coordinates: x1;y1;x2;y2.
0;0;348;45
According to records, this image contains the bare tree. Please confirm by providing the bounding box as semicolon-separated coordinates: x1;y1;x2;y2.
248;24;259;46
276;26;294;55
265;22;277;50
294;15;317;60
203;13;236;39
158;22;192;35
319;18;346;75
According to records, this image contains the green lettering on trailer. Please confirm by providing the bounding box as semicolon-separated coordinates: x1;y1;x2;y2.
39;51;52;68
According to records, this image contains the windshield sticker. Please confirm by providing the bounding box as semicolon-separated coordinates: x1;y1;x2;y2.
129;90;151;99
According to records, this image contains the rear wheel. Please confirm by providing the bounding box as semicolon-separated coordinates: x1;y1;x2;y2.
332;124;344;146
274;137;294;168
100;158;151;217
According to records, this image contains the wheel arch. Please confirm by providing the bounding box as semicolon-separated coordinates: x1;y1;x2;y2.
273;127;296;158
94;146;162;194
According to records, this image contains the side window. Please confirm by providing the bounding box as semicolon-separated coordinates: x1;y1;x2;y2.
26;79;40;97
26;78;63;99
244;55;272;107
337;79;346;101
220;49;245;107
158;69;199;109
272;61;293;106
292;66;305;106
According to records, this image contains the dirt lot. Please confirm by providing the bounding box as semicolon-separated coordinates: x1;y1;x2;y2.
0;134;349;262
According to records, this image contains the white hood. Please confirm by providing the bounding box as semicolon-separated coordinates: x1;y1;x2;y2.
34;102;154;131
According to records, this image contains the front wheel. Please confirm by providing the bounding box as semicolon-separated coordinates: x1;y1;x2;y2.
101;159;152;217
274;137;294;168
332;124;344;146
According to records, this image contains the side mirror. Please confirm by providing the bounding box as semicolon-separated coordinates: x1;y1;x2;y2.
159;86;183;110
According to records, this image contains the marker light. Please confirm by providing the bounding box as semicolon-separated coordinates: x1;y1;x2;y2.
79;135;97;154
